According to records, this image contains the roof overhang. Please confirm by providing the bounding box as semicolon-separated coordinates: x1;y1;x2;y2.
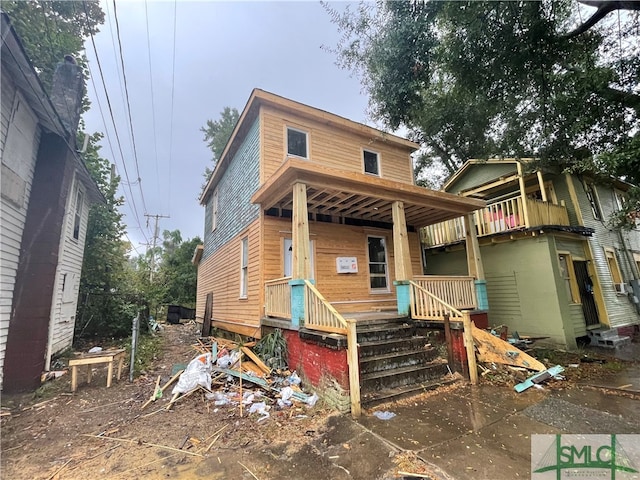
252;158;486;228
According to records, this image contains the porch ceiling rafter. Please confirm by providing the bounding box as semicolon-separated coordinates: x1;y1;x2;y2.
251;158;486;228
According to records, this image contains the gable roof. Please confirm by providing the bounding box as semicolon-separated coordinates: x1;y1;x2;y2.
199;89;419;204
1;12;103;204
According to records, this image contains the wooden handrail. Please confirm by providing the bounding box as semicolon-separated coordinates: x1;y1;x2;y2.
264;277;292;319
410;281;463;316
303;280;348;332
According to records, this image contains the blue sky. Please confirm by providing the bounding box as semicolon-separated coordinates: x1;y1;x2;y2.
83;0;370;254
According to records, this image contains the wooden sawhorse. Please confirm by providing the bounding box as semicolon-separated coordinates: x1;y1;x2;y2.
69;349;127;392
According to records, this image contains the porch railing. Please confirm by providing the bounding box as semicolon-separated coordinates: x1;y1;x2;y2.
264;276;291;319
410;278;469;321
412;275;476;312
303;280;361;417
303;280;348;334
422;195;570;246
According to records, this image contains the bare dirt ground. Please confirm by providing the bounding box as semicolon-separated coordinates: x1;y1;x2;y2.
1;323;635;480
0;323;436;480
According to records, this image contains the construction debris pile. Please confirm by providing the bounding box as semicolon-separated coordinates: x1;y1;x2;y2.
471;323;564;392
141;333;318;419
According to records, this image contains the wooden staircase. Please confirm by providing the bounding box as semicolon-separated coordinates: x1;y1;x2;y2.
356;317;455;406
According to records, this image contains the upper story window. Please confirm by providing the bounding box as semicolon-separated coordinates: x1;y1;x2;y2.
287;127;308;158
211;188;219;232
614;190;626;211
363;149;380;176
72;186;84;240
583;181;602;220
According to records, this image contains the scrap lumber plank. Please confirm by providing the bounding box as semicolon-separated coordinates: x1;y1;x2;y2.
141;375;162;410
212;367;311;402
240;347;271;375
471;324;545;372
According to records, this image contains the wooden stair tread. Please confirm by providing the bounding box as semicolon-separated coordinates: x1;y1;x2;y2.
360;359;447;381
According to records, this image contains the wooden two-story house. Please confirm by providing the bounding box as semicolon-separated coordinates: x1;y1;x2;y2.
422;158;640;349
195;89;486;410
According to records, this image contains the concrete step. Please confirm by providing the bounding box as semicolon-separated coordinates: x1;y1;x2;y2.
361;376;459;407
360;359;450;393
589;335;631;348
357;323;414;343
358;336;431;358
588;328;622;340
359;348;440;375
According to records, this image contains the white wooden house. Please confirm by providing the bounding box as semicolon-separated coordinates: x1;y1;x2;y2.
1;13;102;391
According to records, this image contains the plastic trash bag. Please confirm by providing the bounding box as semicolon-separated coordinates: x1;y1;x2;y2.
88;346;102;353
305;393;319;407
373;411;396;420
172;353;212;395
286;371;301;386
248;401;270;421
277;386;294;407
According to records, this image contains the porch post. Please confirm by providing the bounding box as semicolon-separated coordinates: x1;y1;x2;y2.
392;201;413;316
516;161;530;226
290;183;311;327
464;213;488;310
536;171;548;202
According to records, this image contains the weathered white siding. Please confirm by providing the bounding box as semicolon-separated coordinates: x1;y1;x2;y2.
47;175;90;360
567;175;640;328
0;79;40;388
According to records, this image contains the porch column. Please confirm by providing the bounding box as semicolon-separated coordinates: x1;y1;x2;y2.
536;171;548;202
290;182;311;327
516;161;530;226
464;213;488;310
392;201;413;316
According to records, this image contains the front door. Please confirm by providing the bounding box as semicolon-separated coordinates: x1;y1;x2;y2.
367;236;389;292
574;261;599;327
284;239;314;279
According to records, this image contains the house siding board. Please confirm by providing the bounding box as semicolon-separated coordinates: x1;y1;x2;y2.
196;220;262;338
569;176;640;329
262;217;422;312
447;163;516;194
203;117;260;261
0;77;39;390
551;174;580;225
49;175;90;356
260;105;414;185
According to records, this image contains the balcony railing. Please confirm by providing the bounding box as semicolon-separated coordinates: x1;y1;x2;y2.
422;195;570;247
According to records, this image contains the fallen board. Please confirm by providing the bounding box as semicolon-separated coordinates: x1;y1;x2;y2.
471;324;546;372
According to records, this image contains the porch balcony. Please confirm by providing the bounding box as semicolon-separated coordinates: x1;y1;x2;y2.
421;195;570;247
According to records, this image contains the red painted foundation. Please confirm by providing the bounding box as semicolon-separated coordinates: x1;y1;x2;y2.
283;330;349;390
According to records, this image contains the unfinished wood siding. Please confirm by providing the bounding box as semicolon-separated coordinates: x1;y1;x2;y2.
260;104;414;185
0;80;39;388
262;216;422;313
568;175;640;328
196;220;262;338
47;175;90;357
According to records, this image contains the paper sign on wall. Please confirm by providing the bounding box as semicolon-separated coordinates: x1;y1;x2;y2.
336;257;358;274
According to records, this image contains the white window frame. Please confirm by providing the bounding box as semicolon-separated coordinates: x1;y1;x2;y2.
583;181;602;220
211;188;219;232
240;236;248;298
286;126;308;159
367;235;390;293
362;148;380;176
72;185;84;241
614;189;626;212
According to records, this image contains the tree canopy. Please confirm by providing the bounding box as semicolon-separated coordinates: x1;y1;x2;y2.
201;106;239;181
325;0;640;201
3;0;104;91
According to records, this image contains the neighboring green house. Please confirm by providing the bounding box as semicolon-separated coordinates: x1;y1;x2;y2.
422;159;640;349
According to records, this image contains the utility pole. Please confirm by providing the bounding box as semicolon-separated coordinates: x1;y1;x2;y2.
144;213;169;282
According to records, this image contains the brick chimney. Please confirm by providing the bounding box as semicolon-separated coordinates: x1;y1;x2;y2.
49;55;84;137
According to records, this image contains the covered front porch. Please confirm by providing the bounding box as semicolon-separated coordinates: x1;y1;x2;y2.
252;158;488;331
